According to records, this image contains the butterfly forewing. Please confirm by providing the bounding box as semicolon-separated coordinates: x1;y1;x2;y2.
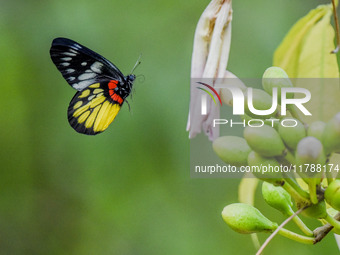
50;37;125;91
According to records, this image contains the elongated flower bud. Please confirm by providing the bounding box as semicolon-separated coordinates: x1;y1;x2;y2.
244;89;277;119
213;136;251;167
278;118;306;150
247;151;283;185
244;126;286;157
325;180;340;211
295;137;325;204
222;203;278;234
295;136;326;178
300;200;327;219
262;182;294;215
262;66;293;101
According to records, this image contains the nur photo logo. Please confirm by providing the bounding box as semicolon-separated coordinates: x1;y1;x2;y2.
196;82;222;115
195;78;313;128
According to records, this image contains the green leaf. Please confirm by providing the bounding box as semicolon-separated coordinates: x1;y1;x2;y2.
273;5;329;77
274;4;340;123
274;4;339;78
298;10;339;77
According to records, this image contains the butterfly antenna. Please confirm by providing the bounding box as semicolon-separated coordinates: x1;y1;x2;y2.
131;54;142;73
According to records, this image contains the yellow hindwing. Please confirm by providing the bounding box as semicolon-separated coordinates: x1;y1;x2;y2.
68;87;122;135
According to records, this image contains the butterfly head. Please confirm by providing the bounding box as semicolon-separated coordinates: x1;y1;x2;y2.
126;74;136;89
127;74;136;82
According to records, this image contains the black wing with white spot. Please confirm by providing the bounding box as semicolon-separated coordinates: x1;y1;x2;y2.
50;37;125;91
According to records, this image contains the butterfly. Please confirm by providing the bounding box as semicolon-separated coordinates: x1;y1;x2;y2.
50;37;139;135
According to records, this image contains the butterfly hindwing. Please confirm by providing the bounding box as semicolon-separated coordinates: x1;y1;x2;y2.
50;37;125;91
68;82;122;135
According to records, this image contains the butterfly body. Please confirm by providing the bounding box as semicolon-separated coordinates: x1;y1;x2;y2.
50;37;136;135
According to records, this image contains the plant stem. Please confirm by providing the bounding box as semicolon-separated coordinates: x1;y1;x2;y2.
291;215;314;236
256;207;313;255
250;233;261;250
284;177;310;199
278;228;314;244
327;174;334;185
325;162;334;185
314;212;340;244
282;182;310;206
283;149;296;165
308;179;319;204
325;213;340;230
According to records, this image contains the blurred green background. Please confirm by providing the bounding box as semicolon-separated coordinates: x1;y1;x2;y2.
1;0;339;254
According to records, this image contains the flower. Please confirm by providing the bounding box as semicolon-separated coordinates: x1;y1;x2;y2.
187;0;233;141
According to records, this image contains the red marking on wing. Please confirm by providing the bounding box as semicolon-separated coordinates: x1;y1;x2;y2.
109;91;123;104
108;80;118;90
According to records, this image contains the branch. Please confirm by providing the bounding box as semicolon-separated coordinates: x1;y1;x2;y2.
314;212;340;244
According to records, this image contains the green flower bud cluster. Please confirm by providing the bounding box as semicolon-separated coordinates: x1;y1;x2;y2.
215;67;340;246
